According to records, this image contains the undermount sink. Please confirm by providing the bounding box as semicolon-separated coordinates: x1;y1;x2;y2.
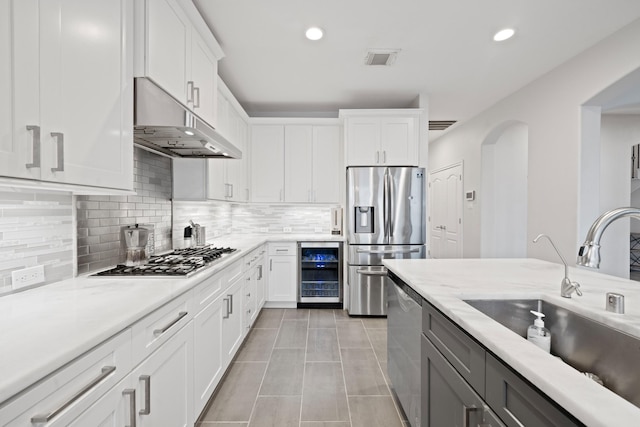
464;298;640;408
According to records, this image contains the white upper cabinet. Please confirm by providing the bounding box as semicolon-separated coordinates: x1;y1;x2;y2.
284;125;313;202
341;109;422;167
312;125;342;203
137;0;222;125
250;125;285;203
1;0;134;191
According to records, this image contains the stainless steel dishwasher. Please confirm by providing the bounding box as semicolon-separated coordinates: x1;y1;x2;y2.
387;270;422;427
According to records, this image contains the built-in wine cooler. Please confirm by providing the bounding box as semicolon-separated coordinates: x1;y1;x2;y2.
298;241;343;308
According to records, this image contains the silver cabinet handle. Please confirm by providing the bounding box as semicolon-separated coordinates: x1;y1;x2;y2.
123;389;136;427
257;265;263;280
246;293;251;297
139;375;151;415
223;297;230;318
276;249;288;253
270;259;273;271
193;86;200;108
383;150;387;163
356;248;420;255
462;405;480;427
375;151;379;163
26;125;40;168
356;268;387;276
153;311;188;336
228;294;234;314
186;80;194;104
229;183;233;198
31;366;116;423
50;132;64;172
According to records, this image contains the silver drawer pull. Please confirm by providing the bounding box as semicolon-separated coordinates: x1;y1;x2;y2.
228;294;234;314
153;311;188;336
356;268;387;276
50;132;64;172
123;389;136;427
26;125;41;168
462;405;480;427
193;86;200;108
356;248;420;255
139;375;151;415
223;298;230;319
31;366;116;423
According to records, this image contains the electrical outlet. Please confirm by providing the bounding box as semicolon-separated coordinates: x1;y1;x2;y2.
283;227;292;233
12;265;45;290
260;227;269;233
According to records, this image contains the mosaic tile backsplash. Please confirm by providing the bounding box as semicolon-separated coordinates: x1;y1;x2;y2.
76;148;172;274
231;204;337;235
0;190;74;296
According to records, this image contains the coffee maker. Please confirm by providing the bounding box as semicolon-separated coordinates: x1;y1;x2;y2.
124;224;150;266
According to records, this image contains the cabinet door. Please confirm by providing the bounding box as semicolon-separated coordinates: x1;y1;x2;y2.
268;256;297;302
0;0;40;181
38;0;133;189
345;117;380;166
250;125;285;202
146;0;190;105
256;256;266;309
190;30;218;126
134;324;194;427
284;125;313;202
67;376;132;427
380;116;417;166
193;295;224;419
221;278;245;365
422;335;504;427
226;117;248;202
207;158;227;200
312;125;341;203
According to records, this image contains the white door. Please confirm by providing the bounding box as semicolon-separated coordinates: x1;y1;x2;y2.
250;125;285;202
284;125;313;202
429;164;463;258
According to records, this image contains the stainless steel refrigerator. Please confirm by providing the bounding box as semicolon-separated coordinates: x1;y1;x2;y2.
346;166;426;316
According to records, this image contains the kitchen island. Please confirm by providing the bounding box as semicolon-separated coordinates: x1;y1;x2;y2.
383;258;640;426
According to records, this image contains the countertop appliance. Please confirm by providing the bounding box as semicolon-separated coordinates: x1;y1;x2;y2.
123;224;150;266
93;246;236;277
298;241;343;308
347;166;425;316
387;270;422;427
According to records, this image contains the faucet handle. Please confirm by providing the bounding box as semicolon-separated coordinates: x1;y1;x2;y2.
573;282;583;297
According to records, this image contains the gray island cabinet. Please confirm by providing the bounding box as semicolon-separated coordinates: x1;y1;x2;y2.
421;299;582;427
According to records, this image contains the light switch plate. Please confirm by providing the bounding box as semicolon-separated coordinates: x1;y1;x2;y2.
12;265;45;290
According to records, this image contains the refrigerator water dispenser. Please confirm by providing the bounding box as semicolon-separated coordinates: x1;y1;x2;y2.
354;207;374;233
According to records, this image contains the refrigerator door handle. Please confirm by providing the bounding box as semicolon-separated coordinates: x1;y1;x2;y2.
383;169;390;243
387;171;394;239
356;248;420;255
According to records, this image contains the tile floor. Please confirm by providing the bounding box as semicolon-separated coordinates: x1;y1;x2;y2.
197;308;407;427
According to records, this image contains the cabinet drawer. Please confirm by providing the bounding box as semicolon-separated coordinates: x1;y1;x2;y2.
1;330;131;427
243;247;261;271
268;242;296;256
193;271;224;314
422;301;486;394
485;354;582;427
132;291;194;365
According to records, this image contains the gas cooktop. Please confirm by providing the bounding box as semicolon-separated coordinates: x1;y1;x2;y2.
93;246;237;277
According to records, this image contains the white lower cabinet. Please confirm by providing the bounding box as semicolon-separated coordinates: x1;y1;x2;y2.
221;277;245;365
267;242;297;304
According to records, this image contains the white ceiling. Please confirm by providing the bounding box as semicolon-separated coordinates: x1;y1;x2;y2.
194;0;640;128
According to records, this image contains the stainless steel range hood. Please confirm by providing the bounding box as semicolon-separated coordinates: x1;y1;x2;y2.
133;77;242;159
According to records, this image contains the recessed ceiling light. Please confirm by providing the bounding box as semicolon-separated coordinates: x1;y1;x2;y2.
493;28;515;42
184;130;195;136
305;27;324;41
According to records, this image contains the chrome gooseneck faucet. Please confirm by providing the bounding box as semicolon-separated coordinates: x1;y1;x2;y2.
534;234;582;298
577;207;640;269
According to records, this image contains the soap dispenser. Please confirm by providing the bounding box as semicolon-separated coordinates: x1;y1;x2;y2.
527;310;551;353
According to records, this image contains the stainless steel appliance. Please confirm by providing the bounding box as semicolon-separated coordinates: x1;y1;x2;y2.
347;166;425;315
298;242;343;307
93;246;236;277
133;77;241;159
387;270;422;427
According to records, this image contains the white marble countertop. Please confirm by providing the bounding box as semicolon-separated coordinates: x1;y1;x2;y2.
382;258;640;427
0;233;344;406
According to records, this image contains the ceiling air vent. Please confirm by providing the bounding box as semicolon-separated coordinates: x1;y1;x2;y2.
365;49;400;66
429;120;457;131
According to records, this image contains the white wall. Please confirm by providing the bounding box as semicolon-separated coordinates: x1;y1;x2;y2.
598;114;640;277
429;19;640;263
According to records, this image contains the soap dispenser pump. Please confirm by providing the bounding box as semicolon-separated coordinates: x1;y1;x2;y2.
527;310;551;353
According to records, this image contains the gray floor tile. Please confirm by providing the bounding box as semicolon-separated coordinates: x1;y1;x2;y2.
254;308;285;328
341;348;389;396
300;423;351;427
259;348;305;395
309;309;336;328
306;328;340;362
367;328;387;362
301;362;350;422
333;308;352;321
349;396;404;427
362;317;387;329
201;362;267;422
284;307;310;320
275;320;308;348
249;396;301;427
235;328;278;362
197;423;248;427
336;321;371;348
